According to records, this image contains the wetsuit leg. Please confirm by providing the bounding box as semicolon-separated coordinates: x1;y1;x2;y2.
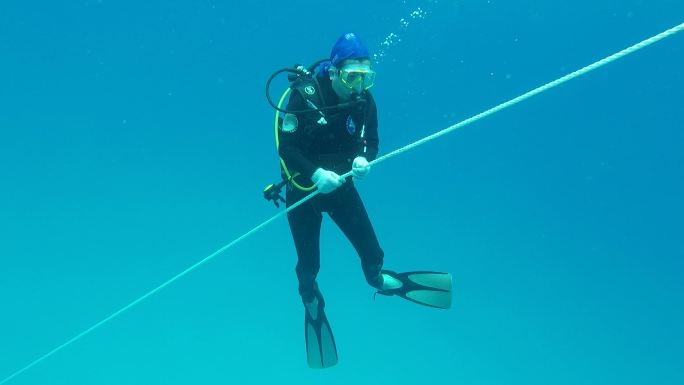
327;184;385;288
286;191;323;302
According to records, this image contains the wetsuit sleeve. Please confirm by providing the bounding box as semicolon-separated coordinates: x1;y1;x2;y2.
278;92;318;179
359;95;379;162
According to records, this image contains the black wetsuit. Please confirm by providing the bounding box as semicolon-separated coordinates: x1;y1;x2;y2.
278;75;384;302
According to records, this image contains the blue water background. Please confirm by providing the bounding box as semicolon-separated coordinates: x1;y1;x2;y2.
1;1;682;384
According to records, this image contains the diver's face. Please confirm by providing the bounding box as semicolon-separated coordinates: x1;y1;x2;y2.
331;58;373;100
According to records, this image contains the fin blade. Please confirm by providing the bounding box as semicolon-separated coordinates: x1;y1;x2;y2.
305;323;323;367
379;270;454;309
318;318;338;367
305;309;338;368
407;272;452;292
406;289;452;309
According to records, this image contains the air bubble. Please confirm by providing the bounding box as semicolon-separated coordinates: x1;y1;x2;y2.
373;5;432;64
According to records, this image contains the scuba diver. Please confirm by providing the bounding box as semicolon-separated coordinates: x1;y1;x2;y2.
265;32;453;368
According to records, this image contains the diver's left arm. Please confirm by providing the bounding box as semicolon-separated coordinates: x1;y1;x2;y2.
352;96;378;180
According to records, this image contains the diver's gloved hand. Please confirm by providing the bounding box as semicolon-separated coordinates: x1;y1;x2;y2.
311;168;345;194
352;156;371;180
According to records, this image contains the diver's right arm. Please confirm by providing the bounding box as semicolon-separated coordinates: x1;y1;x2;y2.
278;92;345;193
277;92;318;180
279;126;344;193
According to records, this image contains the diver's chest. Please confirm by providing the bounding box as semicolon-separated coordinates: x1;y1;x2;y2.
308;113;361;141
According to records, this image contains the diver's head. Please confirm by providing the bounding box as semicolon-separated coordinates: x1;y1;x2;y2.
328;33;376;100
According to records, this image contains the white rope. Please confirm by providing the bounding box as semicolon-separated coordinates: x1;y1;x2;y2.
365;22;684;168
1;21;682;385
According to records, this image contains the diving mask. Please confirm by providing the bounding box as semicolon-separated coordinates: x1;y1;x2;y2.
338;63;376;91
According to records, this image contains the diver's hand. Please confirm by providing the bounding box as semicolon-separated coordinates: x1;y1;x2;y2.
352;156;371;180
311;168;345;194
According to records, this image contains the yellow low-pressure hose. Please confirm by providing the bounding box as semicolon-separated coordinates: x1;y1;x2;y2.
275;87;316;191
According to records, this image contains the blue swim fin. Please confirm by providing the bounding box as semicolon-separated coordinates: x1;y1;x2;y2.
375;270;453;309
303;290;338;368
